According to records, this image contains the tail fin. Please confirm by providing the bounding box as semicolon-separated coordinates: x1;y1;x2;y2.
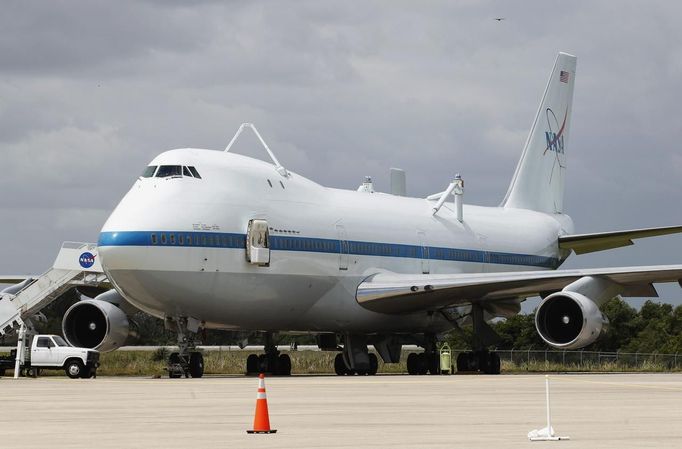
502;52;577;214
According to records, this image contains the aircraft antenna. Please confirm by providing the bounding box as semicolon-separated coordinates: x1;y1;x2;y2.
224;123;289;177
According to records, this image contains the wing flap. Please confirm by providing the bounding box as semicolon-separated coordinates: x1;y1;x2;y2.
0;276;32;284
559;225;682;255
356;265;682;314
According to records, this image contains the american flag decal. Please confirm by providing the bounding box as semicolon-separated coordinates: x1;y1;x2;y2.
559;70;569;83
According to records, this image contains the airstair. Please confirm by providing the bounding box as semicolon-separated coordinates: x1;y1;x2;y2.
0;242;108;336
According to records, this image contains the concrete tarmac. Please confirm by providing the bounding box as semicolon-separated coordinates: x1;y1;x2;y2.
1;373;681;448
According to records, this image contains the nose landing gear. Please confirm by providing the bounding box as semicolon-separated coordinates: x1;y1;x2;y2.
166;317;205;378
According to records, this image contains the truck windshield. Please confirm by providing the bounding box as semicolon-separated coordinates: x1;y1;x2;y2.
52;336;69;347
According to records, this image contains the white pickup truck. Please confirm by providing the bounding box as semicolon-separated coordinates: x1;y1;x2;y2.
0;334;100;378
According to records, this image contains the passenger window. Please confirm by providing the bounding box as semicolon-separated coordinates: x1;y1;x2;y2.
161;234;167;244
183;166;193;177
156;165;182;177
169;234;176;245
187;235;192;245
178;235;184;245
141;166;157;178
151;234;158;245
188;166;201;179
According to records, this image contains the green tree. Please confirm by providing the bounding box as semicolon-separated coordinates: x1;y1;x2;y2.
589;297;638;351
493;314;546;349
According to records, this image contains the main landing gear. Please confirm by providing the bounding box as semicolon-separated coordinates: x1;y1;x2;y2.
456;350;501;375
406;352;441;375
405;334;440;375
245;333;291;376
167;317;204;379
334;352;378;375
333;334;379;376
454;304;502;374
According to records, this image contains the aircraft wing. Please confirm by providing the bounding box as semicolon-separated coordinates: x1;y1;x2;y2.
356;265;682;314
558;225;682;254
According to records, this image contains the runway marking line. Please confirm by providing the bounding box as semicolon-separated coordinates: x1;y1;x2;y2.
551;375;682;392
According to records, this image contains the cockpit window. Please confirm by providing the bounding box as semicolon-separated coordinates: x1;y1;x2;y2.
183;166;192;177
141;166;157;178
155;165;182;178
188;166;201;179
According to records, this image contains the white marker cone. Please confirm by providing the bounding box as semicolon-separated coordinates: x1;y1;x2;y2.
528;375;570;441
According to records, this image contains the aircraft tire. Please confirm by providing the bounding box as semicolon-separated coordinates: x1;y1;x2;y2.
477;352;490;374
486;352;501;375
406;352;419;375
416;353;428;375
334;353;348;375
189;352;204;378
456;352;468;372
368;353;378;375
277;354;292;376
427;353;440;375
257;354;269;373
246;354;259;374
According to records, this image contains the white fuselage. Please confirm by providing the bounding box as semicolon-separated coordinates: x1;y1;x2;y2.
98;149;574;334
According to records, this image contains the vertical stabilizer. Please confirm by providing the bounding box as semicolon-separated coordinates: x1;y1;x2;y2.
502;52;577;214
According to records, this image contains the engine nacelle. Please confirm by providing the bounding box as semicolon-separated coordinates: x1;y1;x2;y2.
535;291;609;349
62;299;130;352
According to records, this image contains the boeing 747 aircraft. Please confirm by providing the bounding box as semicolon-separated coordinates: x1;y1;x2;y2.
4;53;682;377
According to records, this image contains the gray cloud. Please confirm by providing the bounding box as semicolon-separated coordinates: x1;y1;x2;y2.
1;0;680;306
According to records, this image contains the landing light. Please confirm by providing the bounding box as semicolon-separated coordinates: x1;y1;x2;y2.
562;316;570;324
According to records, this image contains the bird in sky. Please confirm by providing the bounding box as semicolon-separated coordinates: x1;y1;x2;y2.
494;18;505;21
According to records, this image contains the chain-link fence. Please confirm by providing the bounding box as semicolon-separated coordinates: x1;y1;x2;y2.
456;349;682;371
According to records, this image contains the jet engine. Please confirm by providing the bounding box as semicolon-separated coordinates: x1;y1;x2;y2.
535;276;620;350
62;292;131;352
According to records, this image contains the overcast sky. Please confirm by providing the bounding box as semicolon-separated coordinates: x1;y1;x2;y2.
1;1;680;307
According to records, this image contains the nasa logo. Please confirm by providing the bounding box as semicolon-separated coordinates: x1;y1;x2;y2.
79;252;96;269
545;130;564;154
544;108;566;155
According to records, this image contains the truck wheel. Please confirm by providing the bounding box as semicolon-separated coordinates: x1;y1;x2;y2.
65;360;84;379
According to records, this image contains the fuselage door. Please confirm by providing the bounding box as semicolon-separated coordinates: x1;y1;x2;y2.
336;224;349;271
418;230;430;274
246;219;270;266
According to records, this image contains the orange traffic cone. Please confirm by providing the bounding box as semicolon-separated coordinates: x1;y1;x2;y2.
247;373;277;434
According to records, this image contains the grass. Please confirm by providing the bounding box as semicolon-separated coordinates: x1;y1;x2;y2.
2;350;680;377
97;350;682;376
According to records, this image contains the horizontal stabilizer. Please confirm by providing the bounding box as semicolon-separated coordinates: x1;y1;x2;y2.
559;225;682;255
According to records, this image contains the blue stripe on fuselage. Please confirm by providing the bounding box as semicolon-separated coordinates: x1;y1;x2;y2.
98;231;559;269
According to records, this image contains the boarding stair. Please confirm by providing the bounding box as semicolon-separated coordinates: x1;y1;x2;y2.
0;242;108;336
